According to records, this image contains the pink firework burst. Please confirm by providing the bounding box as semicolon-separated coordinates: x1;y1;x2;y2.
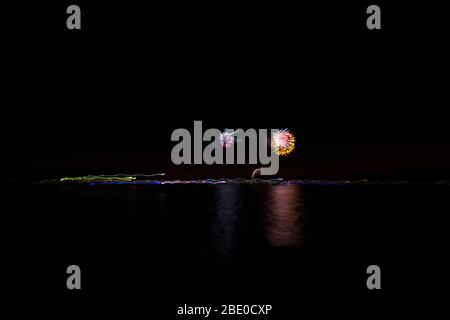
219;130;235;148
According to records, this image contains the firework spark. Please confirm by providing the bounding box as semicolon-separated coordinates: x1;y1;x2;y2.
219;130;235;148
271;129;295;156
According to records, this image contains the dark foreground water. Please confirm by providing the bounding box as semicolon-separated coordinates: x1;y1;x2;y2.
4;183;449;318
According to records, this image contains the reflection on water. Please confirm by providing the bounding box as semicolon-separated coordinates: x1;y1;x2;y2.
264;185;304;247
57;184;305;268
212;185;243;264
211;185;305;265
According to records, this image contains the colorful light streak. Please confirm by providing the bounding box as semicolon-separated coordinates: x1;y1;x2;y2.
59;173;165;183
43;177;441;186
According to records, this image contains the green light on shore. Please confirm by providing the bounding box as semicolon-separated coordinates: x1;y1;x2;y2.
60;175;136;182
59;173;165;183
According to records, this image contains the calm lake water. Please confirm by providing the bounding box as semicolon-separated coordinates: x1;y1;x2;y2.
5;183;448;317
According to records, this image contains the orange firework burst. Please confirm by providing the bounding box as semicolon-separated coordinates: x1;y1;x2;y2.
271;129;295;156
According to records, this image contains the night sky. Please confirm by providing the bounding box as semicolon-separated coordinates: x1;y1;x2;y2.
2;2;448;180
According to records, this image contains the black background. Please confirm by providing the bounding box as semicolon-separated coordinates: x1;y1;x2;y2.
2;1;449;179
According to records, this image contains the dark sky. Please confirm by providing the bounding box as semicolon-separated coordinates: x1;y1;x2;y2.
2;1;448;179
